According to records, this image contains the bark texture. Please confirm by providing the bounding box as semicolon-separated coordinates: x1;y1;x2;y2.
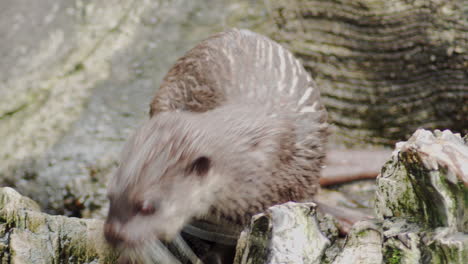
264;0;467;146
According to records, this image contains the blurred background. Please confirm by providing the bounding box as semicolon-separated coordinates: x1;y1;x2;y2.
0;0;466;221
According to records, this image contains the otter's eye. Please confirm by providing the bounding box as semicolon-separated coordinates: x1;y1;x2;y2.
136;200;157;216
188;156;211;177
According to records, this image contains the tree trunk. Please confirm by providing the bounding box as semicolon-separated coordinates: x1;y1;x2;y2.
263;0;467;146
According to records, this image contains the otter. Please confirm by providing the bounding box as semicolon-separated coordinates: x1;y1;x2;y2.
104;28;329;263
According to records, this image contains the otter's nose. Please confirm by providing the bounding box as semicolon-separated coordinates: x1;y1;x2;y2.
104;221;124;247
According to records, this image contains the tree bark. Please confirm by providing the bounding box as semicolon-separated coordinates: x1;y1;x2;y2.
264;0;467;146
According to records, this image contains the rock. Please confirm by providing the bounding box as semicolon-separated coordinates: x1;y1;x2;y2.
376;129;468;263
381;224;468;264
0;187;118;263
235;129;467;263
234;202;333;264
375;129;468;231
233;203;384;264
331;221;383;264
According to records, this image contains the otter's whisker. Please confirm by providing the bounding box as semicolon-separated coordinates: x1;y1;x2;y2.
173;234;204;264
124;248;138;264
146;239;182;264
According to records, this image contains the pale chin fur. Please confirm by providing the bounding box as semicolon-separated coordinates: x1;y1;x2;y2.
116;169;223;248
115;221;184;263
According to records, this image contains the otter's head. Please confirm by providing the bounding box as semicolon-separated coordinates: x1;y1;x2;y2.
104;106;290;259
104;112;227;251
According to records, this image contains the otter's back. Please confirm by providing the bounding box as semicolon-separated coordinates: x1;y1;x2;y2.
150;28;327;146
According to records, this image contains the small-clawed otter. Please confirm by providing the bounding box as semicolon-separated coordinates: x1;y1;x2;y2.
104;28;329;263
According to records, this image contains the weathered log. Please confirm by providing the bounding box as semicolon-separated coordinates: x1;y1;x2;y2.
263;0;468;146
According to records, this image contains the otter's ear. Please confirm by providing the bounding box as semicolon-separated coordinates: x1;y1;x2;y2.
188;156;211;177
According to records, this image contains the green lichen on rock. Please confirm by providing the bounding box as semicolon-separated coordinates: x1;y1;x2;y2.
376;129;468;263
382;227;468;264
376;129;468;231
0;187;118;264
384;246;402;264
382;223;423;264
375;157;424;222
428;231;468;264
331;221;383;264
235;215;272;264
234;130;467;263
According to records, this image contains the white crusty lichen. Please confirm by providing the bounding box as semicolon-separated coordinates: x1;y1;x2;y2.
235;130;467;264
234;202;331;264
376;129;468;231
376;129;468;264
331;221;383;264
